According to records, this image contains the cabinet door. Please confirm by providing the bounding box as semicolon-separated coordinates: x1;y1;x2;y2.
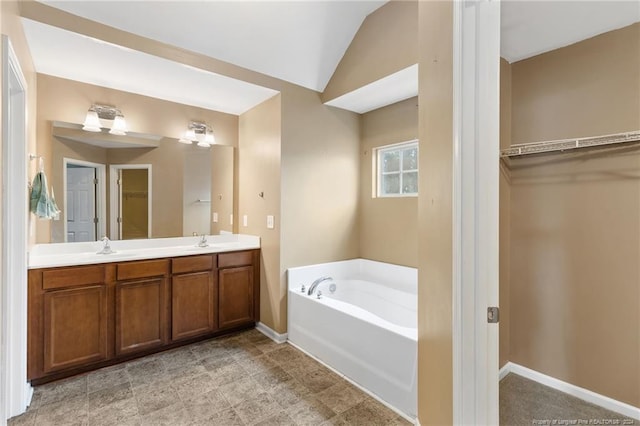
171;271;216;341
43;286;108;373
115;277;167;356
218;266;254;329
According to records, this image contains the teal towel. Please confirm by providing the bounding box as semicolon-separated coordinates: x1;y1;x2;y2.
30;171;60;219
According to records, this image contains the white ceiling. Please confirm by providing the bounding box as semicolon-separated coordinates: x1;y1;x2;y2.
40;0;386;92
24;1;640;116
22;18;279;115
501;1;640;63
325;65;418;114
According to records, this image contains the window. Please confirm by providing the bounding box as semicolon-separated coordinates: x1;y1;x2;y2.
376;140;418;197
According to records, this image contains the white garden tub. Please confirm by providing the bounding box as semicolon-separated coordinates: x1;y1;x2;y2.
287;259;417;419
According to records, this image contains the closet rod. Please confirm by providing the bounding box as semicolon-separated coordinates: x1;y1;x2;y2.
500;130;640;158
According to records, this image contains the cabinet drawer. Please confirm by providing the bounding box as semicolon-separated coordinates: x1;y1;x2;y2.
117;259;169;281
172;255;215;274
219;251;253;268
42;265;105;290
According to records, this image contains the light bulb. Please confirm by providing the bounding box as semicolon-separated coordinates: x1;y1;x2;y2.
185;129;196;141
205;132;215;145
109;114;127;136
82;109;101;132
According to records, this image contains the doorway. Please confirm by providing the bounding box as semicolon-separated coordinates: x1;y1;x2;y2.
63;159;106;242
109;164;152;240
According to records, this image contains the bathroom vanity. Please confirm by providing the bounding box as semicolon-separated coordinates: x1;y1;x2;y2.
27;235;260;384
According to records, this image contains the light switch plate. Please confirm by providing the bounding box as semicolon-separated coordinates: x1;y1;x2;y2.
243;215;248;227
229;214;233;225
267;215;275;229
213;212;218;223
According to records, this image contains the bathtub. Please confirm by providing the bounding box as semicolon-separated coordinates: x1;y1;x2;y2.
287;259;417;419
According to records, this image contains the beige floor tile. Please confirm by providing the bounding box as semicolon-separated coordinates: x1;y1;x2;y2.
233;393;282;425
253;410;297;426
133;384;181;416
219;376;267;406
285;397;337;425
316;382;367;414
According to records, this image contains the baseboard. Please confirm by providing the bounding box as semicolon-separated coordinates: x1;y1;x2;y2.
255;322;288;344
498;362;511;381
501;362;640;421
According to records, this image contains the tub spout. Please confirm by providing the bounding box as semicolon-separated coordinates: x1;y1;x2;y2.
307;276;333;296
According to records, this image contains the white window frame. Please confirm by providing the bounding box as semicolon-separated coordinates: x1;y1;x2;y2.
375;140;419;198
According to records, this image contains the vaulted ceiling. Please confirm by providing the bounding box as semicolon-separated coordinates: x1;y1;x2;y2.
23;1;640;115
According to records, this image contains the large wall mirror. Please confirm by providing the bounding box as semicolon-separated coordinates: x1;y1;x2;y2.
47;121;234;243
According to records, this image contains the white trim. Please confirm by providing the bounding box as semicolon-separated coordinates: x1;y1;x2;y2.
255;322;287;344
500;362;640;421
288;340;417;425
452;1;501;424
498;363;511;381
63;158;107;242
1;35;32;421
108;164;152;240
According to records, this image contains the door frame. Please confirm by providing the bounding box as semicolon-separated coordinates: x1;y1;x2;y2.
109;164;152;240
63;158;106;242
1;35;32;420
452;0;500;424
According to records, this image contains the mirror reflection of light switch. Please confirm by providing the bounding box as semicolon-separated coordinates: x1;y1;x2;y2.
213;212;218;223
267;215;275;229
243;215;248;227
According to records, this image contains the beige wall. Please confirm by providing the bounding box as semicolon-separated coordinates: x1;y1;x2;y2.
508;23;640;407
36;74;238;242
417;1;454;424
359;97;418;267
499;58;512;368
512;23;640;143
280;87;361;331
239;94;282;332
321;0;418;103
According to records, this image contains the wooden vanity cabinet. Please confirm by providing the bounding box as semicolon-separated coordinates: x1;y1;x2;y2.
218;250;260;330
28;249;259;383
171;255;217;341
28;265;110;376
115;259;170;356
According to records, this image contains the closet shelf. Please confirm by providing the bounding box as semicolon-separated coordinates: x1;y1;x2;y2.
500;130;640;158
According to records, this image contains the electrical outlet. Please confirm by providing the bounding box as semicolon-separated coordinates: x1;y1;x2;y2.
267;215;275;229
229;214;233;225
243;215;248;227
213;212;218;223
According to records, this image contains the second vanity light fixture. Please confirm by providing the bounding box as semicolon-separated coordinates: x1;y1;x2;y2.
82;104;128;136
178;121;215;148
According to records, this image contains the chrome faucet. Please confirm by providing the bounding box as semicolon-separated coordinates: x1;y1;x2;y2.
197;234;208;248
96;236;114;254
307;276;333;296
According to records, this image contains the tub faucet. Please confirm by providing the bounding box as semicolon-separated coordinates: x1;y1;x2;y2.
307;276;333;296
97;236;114;254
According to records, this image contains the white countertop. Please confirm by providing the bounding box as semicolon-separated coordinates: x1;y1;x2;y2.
28;234;260;269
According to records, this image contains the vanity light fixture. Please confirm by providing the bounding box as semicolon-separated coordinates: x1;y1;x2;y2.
82;104;128;135
178;121;215;148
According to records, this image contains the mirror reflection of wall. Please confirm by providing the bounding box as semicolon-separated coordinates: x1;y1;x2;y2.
183;150;211;236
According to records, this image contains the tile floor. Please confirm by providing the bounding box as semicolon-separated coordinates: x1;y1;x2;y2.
8;329;411;426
